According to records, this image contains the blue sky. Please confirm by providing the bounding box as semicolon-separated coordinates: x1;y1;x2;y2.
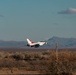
0;0;76;41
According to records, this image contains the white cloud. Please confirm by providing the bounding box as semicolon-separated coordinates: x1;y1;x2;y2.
58;8;76;14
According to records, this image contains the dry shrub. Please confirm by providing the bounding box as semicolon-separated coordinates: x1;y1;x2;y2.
41;50;75;75
11;54;25;60
0;49;75;75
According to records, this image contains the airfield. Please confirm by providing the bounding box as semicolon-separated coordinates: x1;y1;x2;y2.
0;47;76;52
0;48;76;75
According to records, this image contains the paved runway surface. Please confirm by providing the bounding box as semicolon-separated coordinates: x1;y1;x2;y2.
0;48;76;52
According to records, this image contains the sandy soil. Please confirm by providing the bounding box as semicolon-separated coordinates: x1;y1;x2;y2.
0;68;40;74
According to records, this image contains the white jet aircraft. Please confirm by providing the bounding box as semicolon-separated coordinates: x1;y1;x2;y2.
26;38;47;48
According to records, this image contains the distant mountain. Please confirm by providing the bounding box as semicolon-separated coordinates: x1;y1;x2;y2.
0;41;26;48
0;36;76;48
47;36;76;48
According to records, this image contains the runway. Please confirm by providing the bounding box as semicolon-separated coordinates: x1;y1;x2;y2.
0;48;75;52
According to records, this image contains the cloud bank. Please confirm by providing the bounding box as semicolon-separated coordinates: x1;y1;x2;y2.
58;8;76;14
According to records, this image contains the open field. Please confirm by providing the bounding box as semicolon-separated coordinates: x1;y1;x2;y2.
0;48;76;75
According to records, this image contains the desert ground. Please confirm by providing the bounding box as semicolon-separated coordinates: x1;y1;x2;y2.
0;48;76;75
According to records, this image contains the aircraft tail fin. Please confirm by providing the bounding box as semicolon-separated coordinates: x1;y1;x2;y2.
27;38;34;44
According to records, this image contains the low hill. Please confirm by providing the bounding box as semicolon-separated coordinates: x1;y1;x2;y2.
0;36;76;48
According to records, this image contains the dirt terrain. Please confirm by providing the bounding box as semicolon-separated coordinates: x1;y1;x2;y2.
0;48;76;75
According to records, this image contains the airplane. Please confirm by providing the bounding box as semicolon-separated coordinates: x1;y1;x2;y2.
26;38;47;48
